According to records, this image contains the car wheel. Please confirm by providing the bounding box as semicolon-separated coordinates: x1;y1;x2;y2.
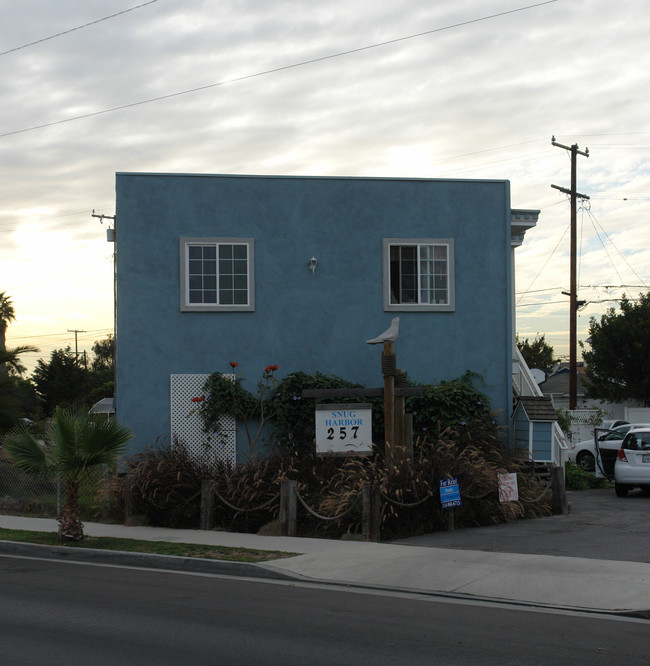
576;451;595;472
615;482;629;498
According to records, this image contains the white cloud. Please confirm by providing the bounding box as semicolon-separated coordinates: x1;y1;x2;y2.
1;0;649;370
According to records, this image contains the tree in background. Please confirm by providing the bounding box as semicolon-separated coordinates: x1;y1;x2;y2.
30;338;115;416
4;407;132;541
0;346;39;432
0;290;15;351
582;292;650;405
88;335;114;405
91;334;114;374
0;292;40;431
31;347;90;415
516;334;557;375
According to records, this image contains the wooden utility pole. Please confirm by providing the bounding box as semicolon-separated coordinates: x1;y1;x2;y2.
551;136;589;410
67;328;86;364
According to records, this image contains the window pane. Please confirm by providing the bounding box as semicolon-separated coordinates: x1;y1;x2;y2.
203;246;216;259
233;290;248;305
188;246;202;260
233;244;247;259
233;259;247;274
219;245;233;259
219;289;233;304
434;245;447;260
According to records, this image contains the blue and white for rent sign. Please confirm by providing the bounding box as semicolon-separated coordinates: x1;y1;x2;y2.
439;477;462;509
315;403;372;455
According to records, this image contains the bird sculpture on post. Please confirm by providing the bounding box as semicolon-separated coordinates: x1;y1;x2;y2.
365;317;399;345
366;317;400;467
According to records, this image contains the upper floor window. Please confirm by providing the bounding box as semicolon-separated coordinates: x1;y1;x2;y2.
383;238;454;312
180;238;254;311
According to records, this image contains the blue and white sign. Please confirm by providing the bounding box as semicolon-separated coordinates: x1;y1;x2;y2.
315;403;372;455
439;477;462;509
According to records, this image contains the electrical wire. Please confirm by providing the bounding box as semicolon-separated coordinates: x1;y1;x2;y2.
0;1;558;139
516;222;570;304
585;208;648;290
0;1;160;57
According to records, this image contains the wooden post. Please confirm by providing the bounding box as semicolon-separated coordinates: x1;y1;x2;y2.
362;484;381;542
404;413;414;459
394;394;405;454
446;508;455;532
279;479;297;537
383;341;395;467
550;465;568;515
123;474;135;524
200;480;215;530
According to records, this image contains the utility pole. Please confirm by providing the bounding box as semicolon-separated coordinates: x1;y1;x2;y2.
93;209;117;386
551;136;589;410
67;328;86;364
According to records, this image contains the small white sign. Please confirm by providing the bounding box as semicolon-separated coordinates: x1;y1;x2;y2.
315;403;372;455
498;473;519;502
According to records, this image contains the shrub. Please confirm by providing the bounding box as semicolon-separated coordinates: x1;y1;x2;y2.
118;442;210;528
564;460;610;490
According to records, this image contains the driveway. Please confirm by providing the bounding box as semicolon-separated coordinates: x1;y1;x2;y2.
396;487;650;564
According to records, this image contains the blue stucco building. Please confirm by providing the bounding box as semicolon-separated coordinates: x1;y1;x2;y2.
114;173;538;459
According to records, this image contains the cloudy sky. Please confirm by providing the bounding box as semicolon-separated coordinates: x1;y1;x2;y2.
1;0;649;373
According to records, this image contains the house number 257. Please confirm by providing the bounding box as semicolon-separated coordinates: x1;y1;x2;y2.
326;426;359;440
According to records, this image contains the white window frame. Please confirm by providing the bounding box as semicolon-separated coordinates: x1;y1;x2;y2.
180;237;255;312
383;238;455;312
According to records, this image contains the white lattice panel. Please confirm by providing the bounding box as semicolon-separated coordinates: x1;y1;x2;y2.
568;409;602;425
170;374;236;466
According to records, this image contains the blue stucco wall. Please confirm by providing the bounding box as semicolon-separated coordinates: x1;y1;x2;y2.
115;173;514;454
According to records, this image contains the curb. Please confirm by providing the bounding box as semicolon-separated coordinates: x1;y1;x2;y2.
0;540;301;581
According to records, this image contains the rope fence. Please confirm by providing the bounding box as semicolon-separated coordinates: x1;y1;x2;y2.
294;486;358;521
122;465;567;541
380;490;433;508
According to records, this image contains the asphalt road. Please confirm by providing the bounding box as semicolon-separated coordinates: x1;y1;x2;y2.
397;488;650;562
1;555;649;665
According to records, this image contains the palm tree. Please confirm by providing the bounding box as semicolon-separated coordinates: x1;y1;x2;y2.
0;344;38;376
0;346;39;432
0;291;16;351
4;407;132;542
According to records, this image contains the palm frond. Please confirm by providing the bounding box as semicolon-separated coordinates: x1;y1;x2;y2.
50;407;132;480
3;425;49;477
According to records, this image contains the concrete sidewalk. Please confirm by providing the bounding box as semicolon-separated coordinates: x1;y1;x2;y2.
1;513;649;615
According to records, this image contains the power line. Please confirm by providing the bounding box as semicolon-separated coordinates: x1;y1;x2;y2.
0;1;558;139
0;0;160;57
516;222;570;305
585;208;648;290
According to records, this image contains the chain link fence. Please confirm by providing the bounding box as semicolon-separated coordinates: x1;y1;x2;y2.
0;452;110;519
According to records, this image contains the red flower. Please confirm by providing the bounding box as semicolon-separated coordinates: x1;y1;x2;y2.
265;365;273;373
229;361;239;369
272;365;279;371
191;396;205;403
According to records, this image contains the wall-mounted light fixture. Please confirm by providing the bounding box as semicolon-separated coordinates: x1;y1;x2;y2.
309;256;317;273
